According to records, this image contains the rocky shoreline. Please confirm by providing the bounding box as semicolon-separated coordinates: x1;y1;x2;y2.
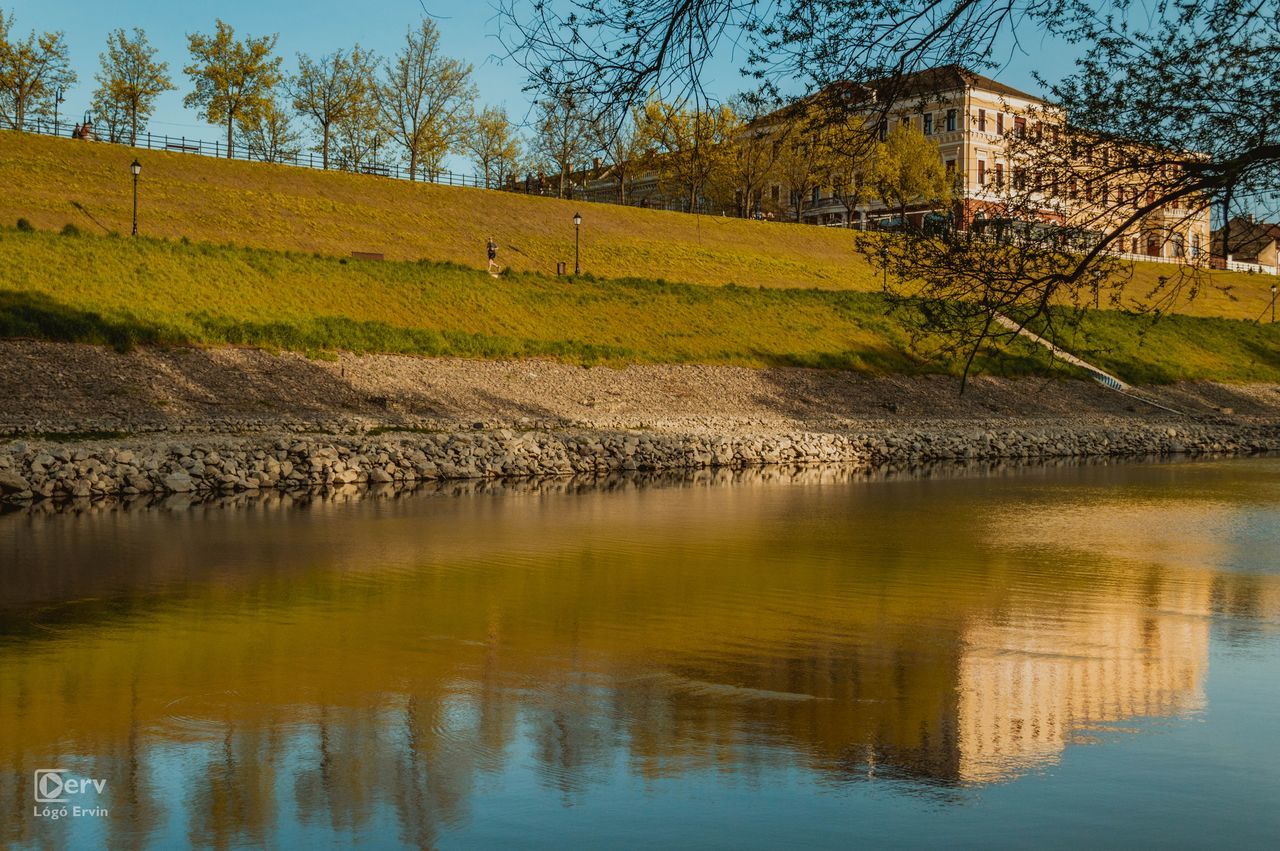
3;419;1277;504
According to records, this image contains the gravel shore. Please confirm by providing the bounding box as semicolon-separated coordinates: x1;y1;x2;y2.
1;341;1277;504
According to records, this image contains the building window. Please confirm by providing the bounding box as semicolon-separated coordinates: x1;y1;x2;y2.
923;113;933;135
996;112;1005;135
1014;117;1026;138
1012;167;1025;191
1131;236;1139;253
771;185;780;204
878;118;887;141
1191;232;1201;257
977;159;986;185
1173;233;1185;257
900;116;910;129
946;109;957;132
994;163;1004;188
945;160;956;174
978;109;986;132
811;186;820;204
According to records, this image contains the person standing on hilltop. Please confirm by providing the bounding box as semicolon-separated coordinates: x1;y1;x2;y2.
486;237;500;276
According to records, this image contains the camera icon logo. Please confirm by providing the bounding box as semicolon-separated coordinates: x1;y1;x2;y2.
34;770;68;804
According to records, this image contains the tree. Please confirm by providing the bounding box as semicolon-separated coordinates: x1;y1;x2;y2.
0;10;76;130
94;28;172;145
90;87;129;143
332;99;385;172
636;98;739;212
183;19;282;157
239;96;303;163
717;97;781;217
378;19;476;181
531;90;591;198
464;105;521;186
503;0;1274;386
867;123;950;227
289;46;374;170
589;106;646;204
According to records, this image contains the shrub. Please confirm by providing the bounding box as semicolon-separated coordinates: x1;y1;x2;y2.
60;223;80;237
16;218;33;232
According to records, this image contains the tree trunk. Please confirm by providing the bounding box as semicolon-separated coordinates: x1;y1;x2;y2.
130;110;138;147
409;148;417;182
226;116;234;158
322;125;330;170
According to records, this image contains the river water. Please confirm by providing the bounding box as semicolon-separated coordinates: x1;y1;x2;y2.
2;457;1278;849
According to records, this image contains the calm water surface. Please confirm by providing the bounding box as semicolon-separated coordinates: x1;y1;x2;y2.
2;457;1278;849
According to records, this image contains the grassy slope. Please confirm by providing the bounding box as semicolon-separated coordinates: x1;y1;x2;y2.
2;227;1277;384
1;130;1276;321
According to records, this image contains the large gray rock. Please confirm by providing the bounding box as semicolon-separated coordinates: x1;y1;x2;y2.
0;470;31;493
163;471;194;493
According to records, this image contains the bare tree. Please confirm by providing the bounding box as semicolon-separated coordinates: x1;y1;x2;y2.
183;19;282;157
588;105;646;204
0;10;76;130
289;46;375;170
94;27;173;145
378;19;476;181
531;90;592;198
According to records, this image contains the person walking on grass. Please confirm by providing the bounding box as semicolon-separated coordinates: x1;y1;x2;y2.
487;237;500;276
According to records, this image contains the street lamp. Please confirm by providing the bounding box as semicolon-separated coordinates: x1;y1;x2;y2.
130;159;142;237
573;212;582;275
1271;283;1277;323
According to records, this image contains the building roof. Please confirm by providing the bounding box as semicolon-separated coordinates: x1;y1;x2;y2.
872;65;1045;105
1209;216;1280;261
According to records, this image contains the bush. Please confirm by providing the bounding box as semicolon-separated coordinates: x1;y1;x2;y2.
60;223;80;237
16;218;33;232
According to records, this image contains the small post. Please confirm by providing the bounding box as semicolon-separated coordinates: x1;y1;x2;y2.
573;211;582;275
130;159;142;236
1271;284;1277;323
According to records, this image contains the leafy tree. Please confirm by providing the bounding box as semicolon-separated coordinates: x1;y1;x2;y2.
239;96;303;163
94;28;172;145
90;87;129;142
378;19;476;181
531;89;591;198
332;98;385;172
720;97;781;217
637;98;739;212
0;10;76;130
289;46;375;169
183;19;283;157
464;105;521;186
868;123;950;227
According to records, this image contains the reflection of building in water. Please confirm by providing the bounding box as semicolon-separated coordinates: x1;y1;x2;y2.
956;574;1212;783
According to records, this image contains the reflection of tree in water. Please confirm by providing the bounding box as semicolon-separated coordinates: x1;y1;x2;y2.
185;723;280;850
1;460;1277;846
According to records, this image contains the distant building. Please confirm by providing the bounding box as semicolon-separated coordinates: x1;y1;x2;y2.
533;65;1211;263
1211;215;1280;267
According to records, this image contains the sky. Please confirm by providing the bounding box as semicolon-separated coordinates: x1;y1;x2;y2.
13;1;1083;172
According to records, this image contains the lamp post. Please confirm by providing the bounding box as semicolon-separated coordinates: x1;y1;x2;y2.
1271;284;1277;323
53;86;65;129
573;212;582;275
130;159;141;237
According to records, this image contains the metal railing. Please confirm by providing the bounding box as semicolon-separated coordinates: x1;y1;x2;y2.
15;117;491;190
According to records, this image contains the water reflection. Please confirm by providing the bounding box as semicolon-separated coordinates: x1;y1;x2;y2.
1;457;1278;848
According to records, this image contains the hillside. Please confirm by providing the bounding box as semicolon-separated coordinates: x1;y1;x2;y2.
1;227;1277;385
1;129;1276;321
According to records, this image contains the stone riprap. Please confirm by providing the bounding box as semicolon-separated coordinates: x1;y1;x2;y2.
2;421;1276;503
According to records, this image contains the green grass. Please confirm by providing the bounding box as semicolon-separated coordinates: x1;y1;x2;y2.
2;129;1277;321
2;226;1277;384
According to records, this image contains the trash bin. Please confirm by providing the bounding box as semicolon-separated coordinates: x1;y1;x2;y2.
556;261;567;276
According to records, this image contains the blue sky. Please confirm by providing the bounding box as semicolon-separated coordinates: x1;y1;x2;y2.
13;1;1081;169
